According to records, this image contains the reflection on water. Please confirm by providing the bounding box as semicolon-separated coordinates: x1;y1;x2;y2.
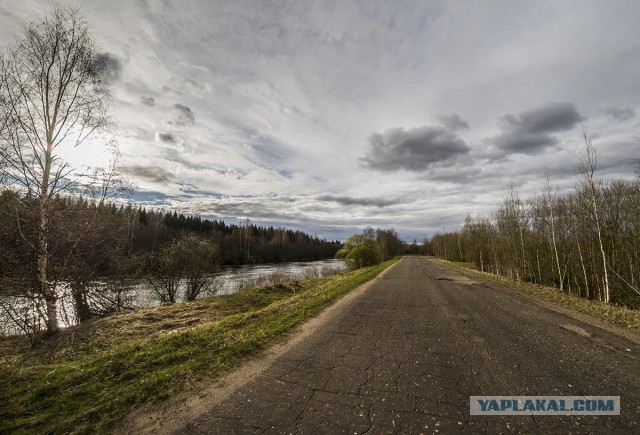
0;259;346;335
213;259;346;295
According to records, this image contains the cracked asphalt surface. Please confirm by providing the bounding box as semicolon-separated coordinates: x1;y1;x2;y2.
174;257;640;434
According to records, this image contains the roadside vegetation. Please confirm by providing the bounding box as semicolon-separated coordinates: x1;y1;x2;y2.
0;258;399;434
427;134;640;309
336;226;416;270
430;257;640;330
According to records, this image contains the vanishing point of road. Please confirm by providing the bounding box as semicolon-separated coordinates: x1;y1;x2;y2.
133;257;640;434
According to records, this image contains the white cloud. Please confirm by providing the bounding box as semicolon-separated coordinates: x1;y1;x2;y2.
1;0;639;240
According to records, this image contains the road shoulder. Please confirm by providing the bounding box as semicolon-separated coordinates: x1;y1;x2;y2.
115;259;403;434
429;258;640;346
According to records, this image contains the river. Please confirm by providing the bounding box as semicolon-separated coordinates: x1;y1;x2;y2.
0;259;346;335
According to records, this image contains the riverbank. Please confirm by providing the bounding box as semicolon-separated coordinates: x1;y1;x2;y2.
0;259;346;335
0;258;399;434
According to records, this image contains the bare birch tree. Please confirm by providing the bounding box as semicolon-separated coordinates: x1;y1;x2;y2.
0;6;112;333
576;126;610;303
542;170;564;292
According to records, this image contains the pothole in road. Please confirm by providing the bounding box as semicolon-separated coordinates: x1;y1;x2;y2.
561;324;592;338
436;276;479;286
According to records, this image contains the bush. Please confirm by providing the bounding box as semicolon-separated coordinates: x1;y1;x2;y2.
345;245;379;271
145;234;220;302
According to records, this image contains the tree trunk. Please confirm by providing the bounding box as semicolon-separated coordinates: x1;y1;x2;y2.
591;188;610;303
549;212;563;292
571;204;589;299
578;129;610;303
72;284;92;322
38;197;58;334
38;143;59;334
519;226;527;280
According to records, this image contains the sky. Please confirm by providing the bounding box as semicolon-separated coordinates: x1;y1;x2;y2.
1;0;639;242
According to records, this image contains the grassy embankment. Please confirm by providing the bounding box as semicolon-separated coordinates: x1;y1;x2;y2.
429;257;640;330
0;258;399;434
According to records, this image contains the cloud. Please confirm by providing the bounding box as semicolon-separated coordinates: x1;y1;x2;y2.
3;0;635;241
129;190;171;206
123;165;174;184
141;96;156;107
200;199;295;220
489;102;582;154
434;113;470;132
156;131;179;144
171;103;195;125
362;125;471;172
602;106;635;122
419;164;483;184
187;194;399;227
94;52;122;82
164;75;210;96
316;195;398;208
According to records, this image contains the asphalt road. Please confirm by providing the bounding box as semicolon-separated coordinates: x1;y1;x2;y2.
172;257;640;434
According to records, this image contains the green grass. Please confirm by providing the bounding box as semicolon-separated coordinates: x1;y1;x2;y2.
429;256;640;330
0;258;399;434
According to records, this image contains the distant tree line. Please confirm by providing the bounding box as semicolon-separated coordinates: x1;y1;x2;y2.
0;191;342;338
336;227;418;270
427;134;640;308
0;192;342;277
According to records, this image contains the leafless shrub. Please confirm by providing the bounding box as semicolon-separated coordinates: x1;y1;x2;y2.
255;271;291;287
0;287;46;345
302;267;320;279
236;278;259;292
320;265;344;277
85;282;139;314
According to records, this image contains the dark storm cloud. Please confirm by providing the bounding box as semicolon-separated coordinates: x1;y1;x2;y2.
156;131;179;144
317;195;397;208
602;106;635;122
490;102;582;154
172;103;195;125
94;52;121;82
434;113;470;132
141;96;156;107
123;165;174;184
362;126;471;172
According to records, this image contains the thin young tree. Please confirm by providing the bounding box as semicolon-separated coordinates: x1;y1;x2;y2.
496;183;529;280
0;6;112;333
542;170;564;292
576;126;610;303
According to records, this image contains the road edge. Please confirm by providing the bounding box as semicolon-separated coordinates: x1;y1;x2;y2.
428;258;640;346
115;258;404;434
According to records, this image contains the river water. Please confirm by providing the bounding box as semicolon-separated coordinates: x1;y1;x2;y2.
210;258;345;295
0;259;346;335
130;258;346;305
